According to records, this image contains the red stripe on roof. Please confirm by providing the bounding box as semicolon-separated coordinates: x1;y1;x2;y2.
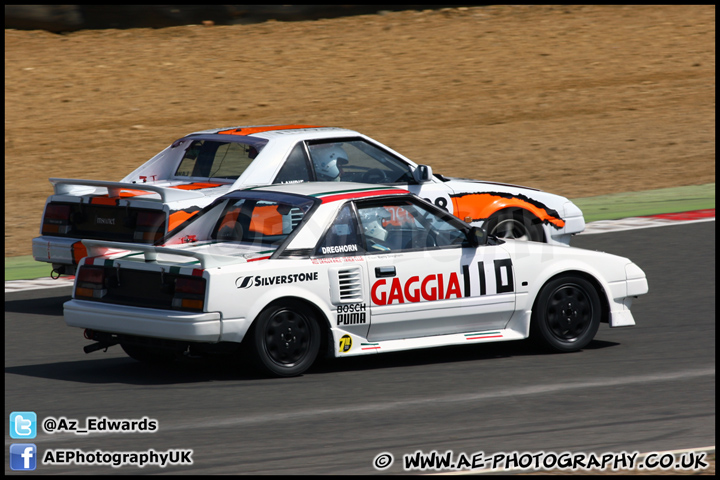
320;189;406;204
247;255;271;262
217;125;322;136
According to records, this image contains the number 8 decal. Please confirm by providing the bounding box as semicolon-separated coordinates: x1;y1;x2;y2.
424;197;449;212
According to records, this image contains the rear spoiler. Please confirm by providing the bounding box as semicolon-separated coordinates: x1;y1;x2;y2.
49;178;206;203
82;240;245;269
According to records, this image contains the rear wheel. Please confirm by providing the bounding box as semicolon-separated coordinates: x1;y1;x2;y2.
486;209;544;242
531;275;601;352
248;301;321;377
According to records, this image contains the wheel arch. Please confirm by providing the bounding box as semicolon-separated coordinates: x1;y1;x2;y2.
250;295;334;358
486;207;547;243
451;193;564;230
531;270;611;325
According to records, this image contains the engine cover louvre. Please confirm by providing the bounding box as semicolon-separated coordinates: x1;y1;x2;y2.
328;265;365;304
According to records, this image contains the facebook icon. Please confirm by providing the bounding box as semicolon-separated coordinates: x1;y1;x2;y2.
10;444;37;471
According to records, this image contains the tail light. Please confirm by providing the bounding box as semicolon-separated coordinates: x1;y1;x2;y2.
172;276;206;311
41;204;72;234
133;210;166;242
75;266;107;299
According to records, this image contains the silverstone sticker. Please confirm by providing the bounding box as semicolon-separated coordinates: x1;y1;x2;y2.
337;303;367;325
235;272;319;289
321;244;359;255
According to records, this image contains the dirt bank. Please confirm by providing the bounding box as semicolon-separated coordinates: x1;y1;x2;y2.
4;5;715;257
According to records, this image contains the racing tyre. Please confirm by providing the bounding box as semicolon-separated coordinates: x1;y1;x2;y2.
120;343;177;364
531;275;601;352
249;301;321;377
486;209;544;242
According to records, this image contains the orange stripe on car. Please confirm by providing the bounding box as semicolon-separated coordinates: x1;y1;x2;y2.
171;182;222;190
451;193;565;229
217;125;322;136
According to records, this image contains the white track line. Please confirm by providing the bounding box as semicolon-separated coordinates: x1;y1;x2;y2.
5;276;75;293
580;216;714;235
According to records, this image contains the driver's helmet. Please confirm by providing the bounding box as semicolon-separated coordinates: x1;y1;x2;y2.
360;207;392;242
314;144;348;181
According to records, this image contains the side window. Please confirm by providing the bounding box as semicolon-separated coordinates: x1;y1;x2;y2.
357;199;468;253
315;204;364;256
308;140;414;184
273;143;311;184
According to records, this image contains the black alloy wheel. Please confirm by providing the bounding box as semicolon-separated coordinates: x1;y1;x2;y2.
531;275;601;352
250;301;321;377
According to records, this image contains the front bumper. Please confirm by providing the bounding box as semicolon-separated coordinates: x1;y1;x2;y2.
545;202;586;246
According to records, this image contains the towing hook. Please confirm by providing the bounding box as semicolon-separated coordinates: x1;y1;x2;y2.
50;268;63;279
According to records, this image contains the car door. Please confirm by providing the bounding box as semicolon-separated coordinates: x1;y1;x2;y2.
354;196;516;342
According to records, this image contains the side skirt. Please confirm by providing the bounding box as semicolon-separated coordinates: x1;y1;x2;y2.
331;326;528;357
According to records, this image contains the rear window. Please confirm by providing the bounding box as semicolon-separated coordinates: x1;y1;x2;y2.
175;140;263;179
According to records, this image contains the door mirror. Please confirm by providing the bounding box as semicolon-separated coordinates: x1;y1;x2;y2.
467;226;487;247
413;164;433;183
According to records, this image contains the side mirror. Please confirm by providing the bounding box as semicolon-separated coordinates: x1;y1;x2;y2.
413;164;433;183
467;226;487;247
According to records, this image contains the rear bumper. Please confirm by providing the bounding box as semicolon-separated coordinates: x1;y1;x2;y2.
32;236;79;266
64;299;225;342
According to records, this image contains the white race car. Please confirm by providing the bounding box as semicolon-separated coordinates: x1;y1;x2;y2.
34;125;585;276
64;182;646;377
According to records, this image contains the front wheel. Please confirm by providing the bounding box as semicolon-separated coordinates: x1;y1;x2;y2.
531;275;601;352
248;301;321;377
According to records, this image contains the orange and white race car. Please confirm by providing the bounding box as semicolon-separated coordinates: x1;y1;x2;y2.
33;125;585;276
